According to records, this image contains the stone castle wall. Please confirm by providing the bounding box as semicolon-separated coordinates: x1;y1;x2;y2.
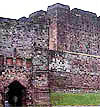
48;3;100;55
47;3;100;92
49;51;100;92
0;3;100;106
0;10;50;106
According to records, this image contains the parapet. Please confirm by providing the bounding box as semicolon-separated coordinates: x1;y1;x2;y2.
18;17;27;22
0;17;17;22
29;10;46;18
71;8;97;18
47;3;70;11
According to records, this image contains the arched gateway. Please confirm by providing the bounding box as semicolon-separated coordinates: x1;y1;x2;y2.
0;69;32;106
0;67;50;106
6;80;26;106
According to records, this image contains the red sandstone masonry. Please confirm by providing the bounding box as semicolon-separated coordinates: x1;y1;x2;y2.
0;3;100;106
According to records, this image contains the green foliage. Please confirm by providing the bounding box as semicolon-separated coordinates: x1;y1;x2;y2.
51;92;100;105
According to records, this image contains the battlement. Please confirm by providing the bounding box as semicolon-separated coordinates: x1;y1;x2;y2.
29;10;46;18
0;3;99;25
71;8;97;17
0;17;17;22
47;3;70;11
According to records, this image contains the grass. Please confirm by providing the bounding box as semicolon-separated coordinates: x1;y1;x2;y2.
51;92;100;106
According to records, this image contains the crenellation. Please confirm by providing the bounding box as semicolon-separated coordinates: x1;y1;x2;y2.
47;3;70;11
29;10;46;18
71;8;97;18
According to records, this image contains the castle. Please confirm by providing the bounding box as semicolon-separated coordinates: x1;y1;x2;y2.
0;3;100;106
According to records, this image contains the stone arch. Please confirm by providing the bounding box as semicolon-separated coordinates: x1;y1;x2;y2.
6;80;26;106
0;69;30;90
0;69;31;106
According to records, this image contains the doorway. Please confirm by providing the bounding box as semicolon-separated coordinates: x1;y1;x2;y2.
6;80;26;106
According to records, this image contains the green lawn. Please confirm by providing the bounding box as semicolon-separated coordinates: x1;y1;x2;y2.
51;92;100;106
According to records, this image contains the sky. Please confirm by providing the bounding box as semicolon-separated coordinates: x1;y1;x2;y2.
0;0;99;19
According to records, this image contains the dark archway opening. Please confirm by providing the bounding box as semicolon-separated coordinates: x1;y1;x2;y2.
6;80;26;106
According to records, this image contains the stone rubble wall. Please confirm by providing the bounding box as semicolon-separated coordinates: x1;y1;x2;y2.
0;10;50;106
0;10;48;58
1;3;100;106
48;3;100;56
49;51;100;90
47;3;100;91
